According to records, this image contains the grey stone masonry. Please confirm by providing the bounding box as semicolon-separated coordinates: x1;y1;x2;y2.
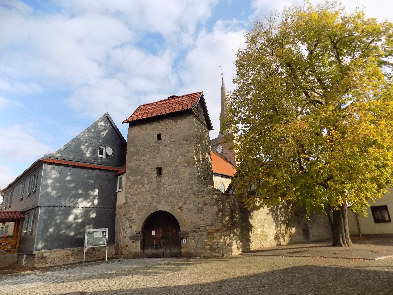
116;105;242;257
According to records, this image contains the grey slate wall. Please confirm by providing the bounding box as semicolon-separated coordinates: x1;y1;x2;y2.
39;164;117;208
49;114;126;167
30;113;125;252
2;164;43;254
1;164;42;212
34;207;115;251
33;161;118;251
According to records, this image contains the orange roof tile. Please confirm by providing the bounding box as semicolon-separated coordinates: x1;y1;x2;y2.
211;151;236;177
0;211;24;222
43;159;121;172
116;163;126;175
123;92;203;124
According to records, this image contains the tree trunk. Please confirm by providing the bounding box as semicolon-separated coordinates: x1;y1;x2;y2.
332;202;352;247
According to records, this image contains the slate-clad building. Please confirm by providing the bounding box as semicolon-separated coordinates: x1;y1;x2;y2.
1;113;126;255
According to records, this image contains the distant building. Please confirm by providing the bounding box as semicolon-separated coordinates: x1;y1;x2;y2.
348;190;393;236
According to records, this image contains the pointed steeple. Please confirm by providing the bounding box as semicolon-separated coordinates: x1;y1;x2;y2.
219;75;228;135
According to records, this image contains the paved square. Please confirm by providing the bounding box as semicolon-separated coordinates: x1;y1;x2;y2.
1;245;393;295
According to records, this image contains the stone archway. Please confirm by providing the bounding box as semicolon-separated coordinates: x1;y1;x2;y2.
141;211;181;257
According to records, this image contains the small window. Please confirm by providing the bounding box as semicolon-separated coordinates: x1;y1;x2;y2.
20;180;25;200
27;175;34;197
371;205;391;223
117;175;123;192
98;146;106;158
32;173;38;193
5;191;13;209
23;213;30;234
156;167;162;176
27;211;34;233
157;133;162;140
218;182;225;193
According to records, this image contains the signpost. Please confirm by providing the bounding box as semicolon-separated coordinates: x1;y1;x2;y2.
84;228;108;263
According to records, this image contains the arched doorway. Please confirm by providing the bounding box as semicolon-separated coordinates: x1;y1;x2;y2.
142;211;181;257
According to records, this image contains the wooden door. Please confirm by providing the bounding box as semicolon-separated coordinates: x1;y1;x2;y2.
142;211;181;257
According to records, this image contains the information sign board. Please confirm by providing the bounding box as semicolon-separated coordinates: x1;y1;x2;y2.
84;228;108;263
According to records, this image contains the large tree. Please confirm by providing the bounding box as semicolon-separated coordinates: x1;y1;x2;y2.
228;1;393;246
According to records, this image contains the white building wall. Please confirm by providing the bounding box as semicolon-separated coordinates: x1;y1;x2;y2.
348;189;393;235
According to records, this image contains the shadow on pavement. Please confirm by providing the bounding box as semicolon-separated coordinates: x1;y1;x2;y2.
59;264;393;295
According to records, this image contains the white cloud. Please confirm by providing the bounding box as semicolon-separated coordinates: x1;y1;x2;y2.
58;0;218;41
0;79;43;95
334;0;393;21
251;0;393;23
67;79;132;124
180;21;246;137
0;165;17;191
0;125;53;162
0;0;221;124
251;0;294;19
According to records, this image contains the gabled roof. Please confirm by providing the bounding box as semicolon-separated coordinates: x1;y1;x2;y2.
123;92;213;130
0;211;24;222
211;151;236;177
104;113;126;143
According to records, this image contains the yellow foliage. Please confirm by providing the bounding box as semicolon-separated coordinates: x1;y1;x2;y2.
229;1;393;217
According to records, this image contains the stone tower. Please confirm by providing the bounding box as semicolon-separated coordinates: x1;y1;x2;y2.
115;92;242;258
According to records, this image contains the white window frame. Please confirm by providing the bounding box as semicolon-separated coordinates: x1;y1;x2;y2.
21;180;26;200
27;211;34;233
116;175;123;192
23;213;30;234
98;146;106;158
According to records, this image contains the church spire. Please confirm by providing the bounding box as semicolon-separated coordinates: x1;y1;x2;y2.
219;74;228;135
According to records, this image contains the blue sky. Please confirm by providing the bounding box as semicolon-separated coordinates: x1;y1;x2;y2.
1;0;393;189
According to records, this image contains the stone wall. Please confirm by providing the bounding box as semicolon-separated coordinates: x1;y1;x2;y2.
247;205;331;250
17;246;116;268
0;254;18;269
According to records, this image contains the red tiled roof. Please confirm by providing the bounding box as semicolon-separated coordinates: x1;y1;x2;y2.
0;211;25;222
123;92;203;124
211;151;236;177
43;159;121;172
116;163;126;175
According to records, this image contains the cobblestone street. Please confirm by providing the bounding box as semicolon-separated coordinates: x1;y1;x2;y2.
1;241;393;295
